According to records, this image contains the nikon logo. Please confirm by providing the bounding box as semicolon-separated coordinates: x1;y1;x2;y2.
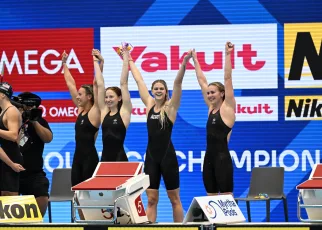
288;32;322;81
285;96;322;120
0;196;42;223
284;23;322;88
0;201;39;219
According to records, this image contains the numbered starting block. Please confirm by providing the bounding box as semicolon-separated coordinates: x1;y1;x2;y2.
71;162;149;224
297;163;322;222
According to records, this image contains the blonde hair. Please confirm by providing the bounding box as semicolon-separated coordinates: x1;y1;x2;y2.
151;80;169;129
208;82;225;101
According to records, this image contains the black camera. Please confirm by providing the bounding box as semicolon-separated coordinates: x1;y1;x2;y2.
21;108;42;122
11;92;43;122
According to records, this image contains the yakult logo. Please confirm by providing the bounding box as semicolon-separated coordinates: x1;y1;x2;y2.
0;28;94;92
113;44;265;72
235;96;278;121
236;103;273;114
131;98;147;122
101;24;277;90
132;107;146;116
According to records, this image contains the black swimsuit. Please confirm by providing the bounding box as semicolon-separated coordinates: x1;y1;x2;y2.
203;109;233;193
101;111;128;162
0;106;22;192
144;105;179;190
71;112;99;186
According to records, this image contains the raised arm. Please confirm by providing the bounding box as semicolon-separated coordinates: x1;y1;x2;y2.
169;50;192;110
89;76;101;128
192;49;211;108
223;42;236;110
93;78;99;109
99;60;104;73
92;49;105;72
98;53;104;73
129;53;154;107
62;51;79;107
119;47;132;128
92;50;108;115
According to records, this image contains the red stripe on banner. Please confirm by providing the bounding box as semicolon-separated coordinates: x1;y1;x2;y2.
39;100;78;123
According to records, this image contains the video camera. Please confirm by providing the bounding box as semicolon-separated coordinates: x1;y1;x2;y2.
11;92;43;122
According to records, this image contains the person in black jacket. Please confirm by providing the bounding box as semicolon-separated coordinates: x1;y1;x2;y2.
18;92;53;217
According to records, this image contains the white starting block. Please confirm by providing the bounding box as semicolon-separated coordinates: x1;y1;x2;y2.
71;162;150;224
296;163;322;222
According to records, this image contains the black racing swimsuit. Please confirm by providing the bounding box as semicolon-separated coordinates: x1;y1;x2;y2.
0;106;22;192
203;109;233;193
144;105;179;190
101;111;128;162
71;112;99;186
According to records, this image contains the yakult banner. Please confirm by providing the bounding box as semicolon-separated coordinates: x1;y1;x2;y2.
130;96;278;123
100;24;277;90
235;96;278;121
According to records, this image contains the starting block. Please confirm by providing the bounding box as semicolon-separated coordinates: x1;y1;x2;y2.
71;162;150;224
296;163;322;222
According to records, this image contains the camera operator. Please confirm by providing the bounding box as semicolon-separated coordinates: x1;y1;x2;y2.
0;82;23;196
16;92;53;217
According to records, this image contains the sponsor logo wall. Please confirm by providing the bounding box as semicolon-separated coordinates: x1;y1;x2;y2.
1;1;322;223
